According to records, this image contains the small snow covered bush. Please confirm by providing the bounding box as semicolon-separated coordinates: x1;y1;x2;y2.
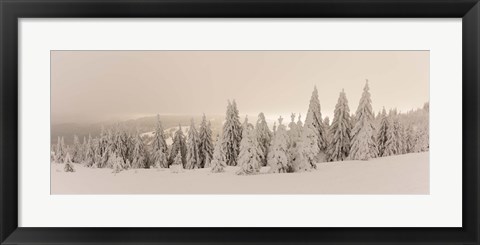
170;152;184;173
63;153;75;172
170;164;184;173
110;154;124;174
64;163;75;172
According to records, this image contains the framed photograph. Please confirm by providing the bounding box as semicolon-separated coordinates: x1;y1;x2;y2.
1;0;479;244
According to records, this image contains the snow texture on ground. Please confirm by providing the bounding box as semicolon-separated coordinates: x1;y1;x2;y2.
51;152;429;195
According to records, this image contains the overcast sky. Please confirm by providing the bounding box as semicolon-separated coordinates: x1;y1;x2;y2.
51;51;429;124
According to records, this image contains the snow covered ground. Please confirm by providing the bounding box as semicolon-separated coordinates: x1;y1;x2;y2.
51;152;429;195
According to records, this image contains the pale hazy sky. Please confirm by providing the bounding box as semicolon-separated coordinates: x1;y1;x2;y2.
51;51;429;124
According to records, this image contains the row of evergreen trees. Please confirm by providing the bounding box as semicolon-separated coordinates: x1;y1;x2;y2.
52;80;429;175
52;114;215;172
210;80;428;175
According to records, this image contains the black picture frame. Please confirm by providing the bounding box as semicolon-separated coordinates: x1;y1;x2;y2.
1;0;479;244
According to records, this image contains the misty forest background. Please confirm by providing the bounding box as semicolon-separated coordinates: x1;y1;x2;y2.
52;80;429;175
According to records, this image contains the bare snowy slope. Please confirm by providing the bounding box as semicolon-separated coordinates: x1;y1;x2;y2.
52;152;429;195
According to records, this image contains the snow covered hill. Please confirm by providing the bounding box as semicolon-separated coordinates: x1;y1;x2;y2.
51;152;429;195
141;125;190;145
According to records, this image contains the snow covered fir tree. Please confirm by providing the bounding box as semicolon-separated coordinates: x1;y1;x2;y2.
236;117;262;175
170;124;187;167
376;108;390;157
255;112;272;167
198;114;214;168
327;89;352;162
221;100;243;166
152;114;168;168
267;117;291;173
349;81;379;160
304;86;329;161
51;81;429;177
210;135;227;173
185;119;201;169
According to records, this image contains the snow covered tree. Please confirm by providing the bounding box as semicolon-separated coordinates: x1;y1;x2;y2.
152;115;169;168
288;113;302;145
297;114;303;128
210;135;227;173
170;124;187;167
71;135;82;163
267;117;291;173
292;143;311;172
384;110;404;156
405;124;415;153
186;119;201;169
63;151;72;163
80;136;87;162
291;114;319;172
53;137;61;163
349;80;379;160
107;127;129;168
131;131;148;168
255;112;272;167
54;136;66;163
383;111;398;156
237;118;262;175
63;152;75;172
413;127;429;152
109;153;125;174
50;145;56;163
83;134;95;167
288;113;298;133
198;114;214;168
170;151;184;173
92;137;101;167
242;115;254;131
297;115;320;170
304;86;328;154
416;105;429;152
221;100;243;166
106;128;116;157
96;126;110;168
116;128;133;168
173;151;182;166
287;113;302;164
376;108;389;157
327;89;352;162
153;148;168;169
60;137;66;160
124;159;132;170
396;119;407;154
